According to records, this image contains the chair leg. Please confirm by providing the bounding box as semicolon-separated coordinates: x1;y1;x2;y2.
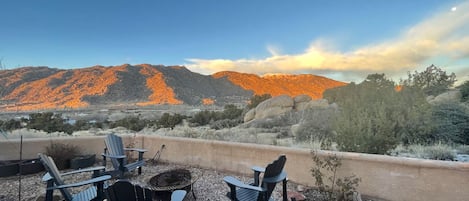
45;180;54;201
282;178;288;201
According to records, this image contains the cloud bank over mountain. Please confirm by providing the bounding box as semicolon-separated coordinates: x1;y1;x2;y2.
187;1;469;83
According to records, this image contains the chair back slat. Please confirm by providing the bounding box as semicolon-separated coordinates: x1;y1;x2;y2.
39;153;74;200
105;134;128;169
262;155;287;200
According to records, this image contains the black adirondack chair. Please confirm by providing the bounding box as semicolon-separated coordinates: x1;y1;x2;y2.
105;180;187;201
39;153;111;201
224;155;288;201
102;134;147;178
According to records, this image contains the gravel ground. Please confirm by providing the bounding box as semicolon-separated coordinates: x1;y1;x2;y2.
0;162;306;201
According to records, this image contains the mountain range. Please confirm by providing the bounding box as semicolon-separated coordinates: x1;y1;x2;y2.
0;64;346;111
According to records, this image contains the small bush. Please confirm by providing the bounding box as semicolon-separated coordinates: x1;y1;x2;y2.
210;119;242;130
0;119;22;131
45;142;81;169
311;150;361;201
247;94;271;109
27;112;74;134
295;108;336;142
423;144;456;160
390;143;456;161
458;80;469;102
158;113;185;129
111;116;146;132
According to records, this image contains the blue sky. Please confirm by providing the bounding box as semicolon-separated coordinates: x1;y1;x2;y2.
1;0;468;83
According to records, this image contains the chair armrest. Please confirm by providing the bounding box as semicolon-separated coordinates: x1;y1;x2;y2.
251;166;265;173
101;153;126;159
223;176;264;192
262;171;287;183
124;148;147;153
171;190;187;201
60;166;106;177
47;175;111;190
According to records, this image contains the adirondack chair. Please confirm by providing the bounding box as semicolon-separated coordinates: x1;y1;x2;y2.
224;155;288;201
105;180;187;201
38;153;111;201
102;134;147;178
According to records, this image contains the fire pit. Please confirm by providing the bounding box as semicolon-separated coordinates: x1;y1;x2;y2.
148;169;196;201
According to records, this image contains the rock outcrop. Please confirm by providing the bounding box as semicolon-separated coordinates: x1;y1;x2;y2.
255;95;294;119
244;94;331;122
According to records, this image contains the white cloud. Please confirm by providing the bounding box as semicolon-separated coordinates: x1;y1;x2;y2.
186;1;469;82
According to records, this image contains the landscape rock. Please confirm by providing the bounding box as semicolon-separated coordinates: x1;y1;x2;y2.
291;124;301;138
305;99;329;109
244;109;256;122
255;95;294;119
294;95;312;103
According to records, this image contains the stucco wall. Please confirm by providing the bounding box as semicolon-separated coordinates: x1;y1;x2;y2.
1;135;469;201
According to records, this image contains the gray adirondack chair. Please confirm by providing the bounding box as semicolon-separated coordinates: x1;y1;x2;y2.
39;153;111;201
102;134;147;178
105;180;187;201
224;155;288;201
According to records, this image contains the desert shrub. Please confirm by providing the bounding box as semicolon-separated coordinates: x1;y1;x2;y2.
221;104;243;120
158;113;185;129
390;143;456;160
456;145;469;154
295;108;337;143
190;104;243;126
189;110;217;126
27;112;74;134
210;119;243;130
325;74;434;154
45;142;81;169
458;80;469;102
247;94;271;109
430;103;469;144
400;65;456;96
311;150;361;201
0;119;22;131
110;116;146;132
423;144;456;160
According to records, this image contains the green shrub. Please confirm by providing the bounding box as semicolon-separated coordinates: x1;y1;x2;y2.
190;104;243;126
110;116;146;132
0;119;22;131
45;142;81;170
27;112;74;134
158;113;185;129
458;80;469;102
189;110;216;126
430;103;469;144
325;74;434;154
221;104;243;120
311;150;361;201
390;144;456;161
247;94;271;109
423;144;456;160
209;119;242;130
401;65;456;96
295;108;336;143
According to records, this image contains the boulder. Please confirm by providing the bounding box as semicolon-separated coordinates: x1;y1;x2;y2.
294;94;312;103
290;124;301;138
255;95;294;119
244;109;256;122
294;95;313;111
304;99;329;109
